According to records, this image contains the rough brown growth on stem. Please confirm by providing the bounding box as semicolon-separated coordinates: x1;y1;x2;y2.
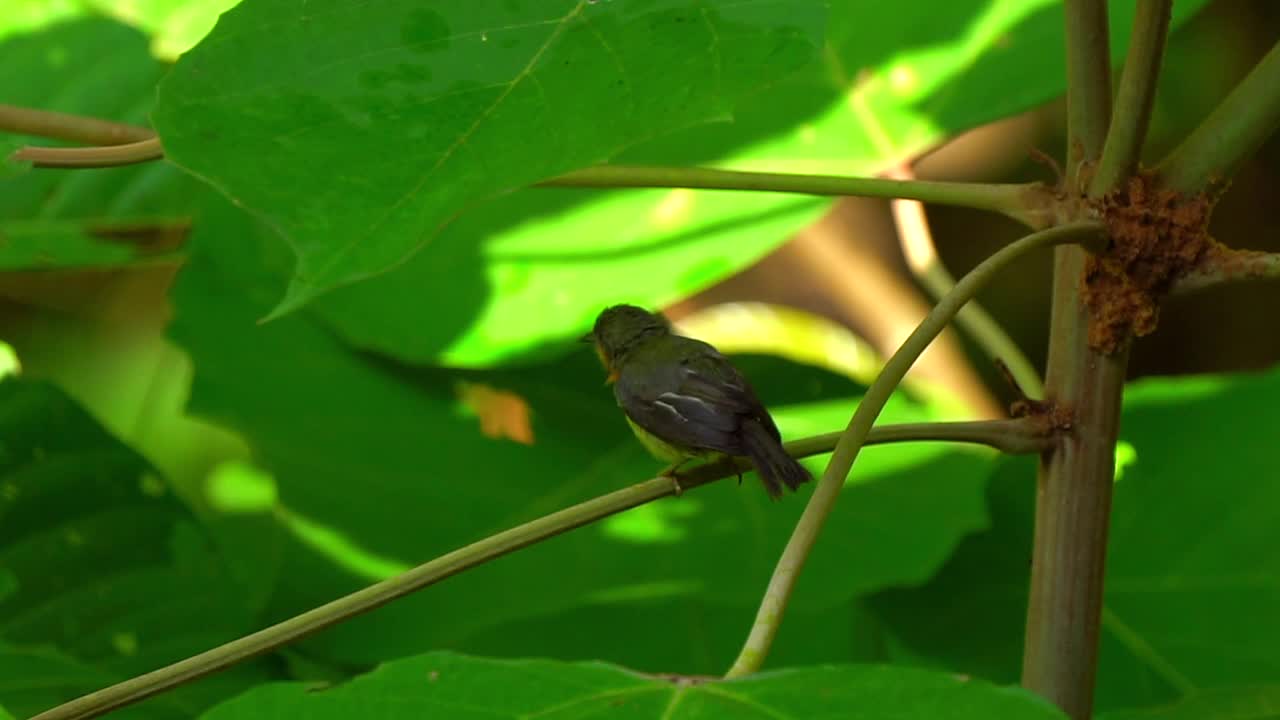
1084;171;1216;352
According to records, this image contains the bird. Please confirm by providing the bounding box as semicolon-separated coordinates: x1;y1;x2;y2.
587;304;811;500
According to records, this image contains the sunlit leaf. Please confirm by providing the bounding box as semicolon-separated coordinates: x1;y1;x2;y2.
307;0;1211;367
154;0;826;316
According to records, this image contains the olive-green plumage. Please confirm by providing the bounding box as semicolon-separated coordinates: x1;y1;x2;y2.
588;304;811;500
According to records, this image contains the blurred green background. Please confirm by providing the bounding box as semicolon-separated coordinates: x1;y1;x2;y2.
1;1;1278;718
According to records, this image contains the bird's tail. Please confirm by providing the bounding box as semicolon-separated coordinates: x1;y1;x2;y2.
741;418;811;500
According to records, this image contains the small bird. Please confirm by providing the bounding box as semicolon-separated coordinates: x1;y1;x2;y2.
588;304;811;499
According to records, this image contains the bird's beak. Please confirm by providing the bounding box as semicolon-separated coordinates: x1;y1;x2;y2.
578;331;594;343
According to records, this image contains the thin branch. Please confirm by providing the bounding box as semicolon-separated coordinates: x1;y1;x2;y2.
1062;0;1113;184
1090;0;1172;195
1157;38;1280;193
0;104;155;146
1172;248;1280;294
724;221;1105;679
542;165;1054;227
30;419;1050;720
11;137;164;168
890;165;1044;398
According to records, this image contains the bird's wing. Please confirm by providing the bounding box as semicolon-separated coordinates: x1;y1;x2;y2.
613;339;777;455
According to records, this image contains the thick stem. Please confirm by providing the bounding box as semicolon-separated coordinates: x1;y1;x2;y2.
1090;0;1172;195
542;165;1053;227
1157;38;1280;193
0;104;154;145
30;419;1048;720
725;221;1104;679
11;137;164;168
1062;0;1113;183
1021;245;1128;720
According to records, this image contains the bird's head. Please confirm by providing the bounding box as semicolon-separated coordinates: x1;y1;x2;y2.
584;304;671;382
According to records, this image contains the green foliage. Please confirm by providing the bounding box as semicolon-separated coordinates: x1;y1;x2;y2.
0;17;201;270
0;379;278;718
869;369;1280;713
0;1;1268;719
153;0;827;316
169;195;992;671
155;0;1208;365
200;651;1068;720
1097;686;1280;720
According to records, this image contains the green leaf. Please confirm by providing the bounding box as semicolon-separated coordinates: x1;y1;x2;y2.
0;378;276;717
201;651;1065;719
869;368;1280;712
170;197;992;671
0;1;82;42
153;0;826;316
0;644;175;720
306;0;1211;367
1098;686;1280;720
0;219;174;270
0;18;202;269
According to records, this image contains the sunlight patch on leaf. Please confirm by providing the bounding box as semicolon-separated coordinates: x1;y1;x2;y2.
674;302;881;386
649;189;697;231
0;341;20;379
1113;440;1137;482
206;460;277;513
600;499;701;545
276;506;411;581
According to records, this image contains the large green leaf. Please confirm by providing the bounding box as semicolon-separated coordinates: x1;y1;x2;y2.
200;651;1065;719
0;378;275;717
868;368;1280;712
306;0;1211;366
0;644;174;720
153;0;826;316
0;18;200;269
169;196;992;672
1098;686;1280;720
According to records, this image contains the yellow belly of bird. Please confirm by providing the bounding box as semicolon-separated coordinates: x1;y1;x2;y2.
625;415;721;464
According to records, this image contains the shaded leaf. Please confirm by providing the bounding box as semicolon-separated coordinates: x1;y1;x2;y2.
869;369;1280;712
153;0;826;315
0;378;276;717
1099;686;1280;720
200;651;1066;719
0;18;202;269
0;644;175;720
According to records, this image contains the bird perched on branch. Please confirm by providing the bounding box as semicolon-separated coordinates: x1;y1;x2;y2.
587;304;811;499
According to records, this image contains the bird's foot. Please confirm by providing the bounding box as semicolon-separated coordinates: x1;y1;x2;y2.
660;460;691;496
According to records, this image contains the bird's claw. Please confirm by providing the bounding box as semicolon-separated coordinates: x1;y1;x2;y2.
660;460;690;496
